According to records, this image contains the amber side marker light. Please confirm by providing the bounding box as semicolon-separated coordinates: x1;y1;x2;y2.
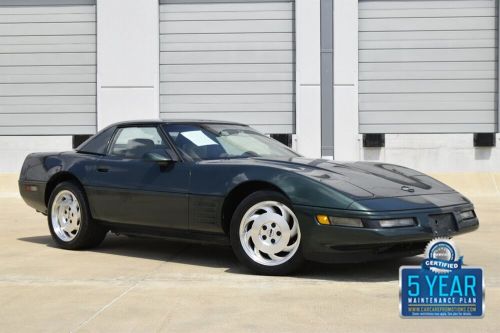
315;215;364;227
316;215;330;225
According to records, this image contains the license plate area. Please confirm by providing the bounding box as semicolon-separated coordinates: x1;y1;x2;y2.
428;213;457;236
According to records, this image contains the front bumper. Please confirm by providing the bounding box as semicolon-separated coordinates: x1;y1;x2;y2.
294;203;479;264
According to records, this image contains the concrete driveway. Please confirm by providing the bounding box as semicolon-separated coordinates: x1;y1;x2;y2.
0;195;499;333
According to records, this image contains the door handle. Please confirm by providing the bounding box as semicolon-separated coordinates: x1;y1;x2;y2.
97;166;109;173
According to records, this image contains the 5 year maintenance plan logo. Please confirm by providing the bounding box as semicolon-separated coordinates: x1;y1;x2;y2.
399;238;484;318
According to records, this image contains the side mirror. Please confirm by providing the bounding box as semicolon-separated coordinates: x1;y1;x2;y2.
143;152;173;166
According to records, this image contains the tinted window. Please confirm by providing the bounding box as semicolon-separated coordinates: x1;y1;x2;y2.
109;127;167;159
163;123;299;161
77;126;115;155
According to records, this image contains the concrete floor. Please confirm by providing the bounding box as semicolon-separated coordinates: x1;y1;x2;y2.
0;196;499;333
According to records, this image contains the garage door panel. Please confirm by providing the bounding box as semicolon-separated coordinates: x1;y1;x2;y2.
0;95;95;104
161;102;294;112
161;81;294;95
0;13;95;23
359;0;497;134
0;65;95;75
161;10;293;21
0;73;95;84
162;93;294;105
161;111;293;124
360;70;495;80
0;104;94;113
160;1;295;134
0;125;94;135
0;43;96;53
162;50;292;65
162;72;293;82
359;92;496;103
162;2;292;12
359;79;496;94
161;32;293;43
251;124;292;133
359;48;495;62
359;7;495;18
0;112;95;126
359;30;496;41
359;100;495;112
161;63;293;74
0;1;96;135
360;110;495;124
0;35;95;45
161;41;293;52
0;4;95;14
360;39;495;50
359;0;495;10
359;17;496;31
0;83;96;96
0;53;95;66
360;61;496;72
360;123;496;134
161;20;293;34
0;22;95;36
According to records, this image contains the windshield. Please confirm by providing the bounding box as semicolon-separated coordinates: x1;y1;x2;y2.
162;123;299;161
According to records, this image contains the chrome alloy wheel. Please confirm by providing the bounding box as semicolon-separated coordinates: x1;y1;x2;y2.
51;190;81;242
239;201;301;266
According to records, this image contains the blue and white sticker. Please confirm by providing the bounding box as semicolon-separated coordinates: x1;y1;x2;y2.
400;238;484;318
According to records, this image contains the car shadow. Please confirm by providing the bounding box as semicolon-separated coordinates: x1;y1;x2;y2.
18;234;422;282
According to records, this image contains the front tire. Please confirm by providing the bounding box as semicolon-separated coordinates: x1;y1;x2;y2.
48;181;107;250
230;191;304;275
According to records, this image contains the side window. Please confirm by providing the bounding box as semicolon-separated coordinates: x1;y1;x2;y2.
109;127;166;159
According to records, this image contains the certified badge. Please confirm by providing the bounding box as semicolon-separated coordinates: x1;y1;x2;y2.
399;238;484;318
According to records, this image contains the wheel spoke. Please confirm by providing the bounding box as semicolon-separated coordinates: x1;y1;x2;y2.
289;220;298;236
244;231;252;243
262;206;274;214
276;204;290;222
253;245;264;259
247;214;260;222
282;243;296;252
268;252;283;261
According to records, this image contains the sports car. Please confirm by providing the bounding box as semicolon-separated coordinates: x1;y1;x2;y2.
19;120;479;275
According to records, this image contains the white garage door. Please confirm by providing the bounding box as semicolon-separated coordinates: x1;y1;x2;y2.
0;0;96;135
159;0;295;134
359;0;498;133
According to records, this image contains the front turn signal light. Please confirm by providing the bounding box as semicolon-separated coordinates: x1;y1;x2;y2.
316;215;364;228
316;215;330;225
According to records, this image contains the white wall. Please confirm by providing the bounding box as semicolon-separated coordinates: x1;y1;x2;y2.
0;136;72;173
360;134;500;173
96;0;160;129
332;0;359;161
295;0;322;158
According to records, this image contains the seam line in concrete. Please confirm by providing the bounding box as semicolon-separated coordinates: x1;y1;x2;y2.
70;283;138;333
70;244;191;332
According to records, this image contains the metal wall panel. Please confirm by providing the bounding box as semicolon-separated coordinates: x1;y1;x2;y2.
159;1;295;134
358;0;498;133
0;1;96;135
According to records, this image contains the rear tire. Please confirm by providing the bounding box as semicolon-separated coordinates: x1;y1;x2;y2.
47;181;107;250
230;190;304;275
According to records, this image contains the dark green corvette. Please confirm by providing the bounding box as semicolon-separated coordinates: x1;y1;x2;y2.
19;120;479;275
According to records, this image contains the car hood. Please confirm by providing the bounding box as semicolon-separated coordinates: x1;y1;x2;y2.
249;157;456;199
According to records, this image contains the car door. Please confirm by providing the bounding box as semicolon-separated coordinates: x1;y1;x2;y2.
88;125;190;230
